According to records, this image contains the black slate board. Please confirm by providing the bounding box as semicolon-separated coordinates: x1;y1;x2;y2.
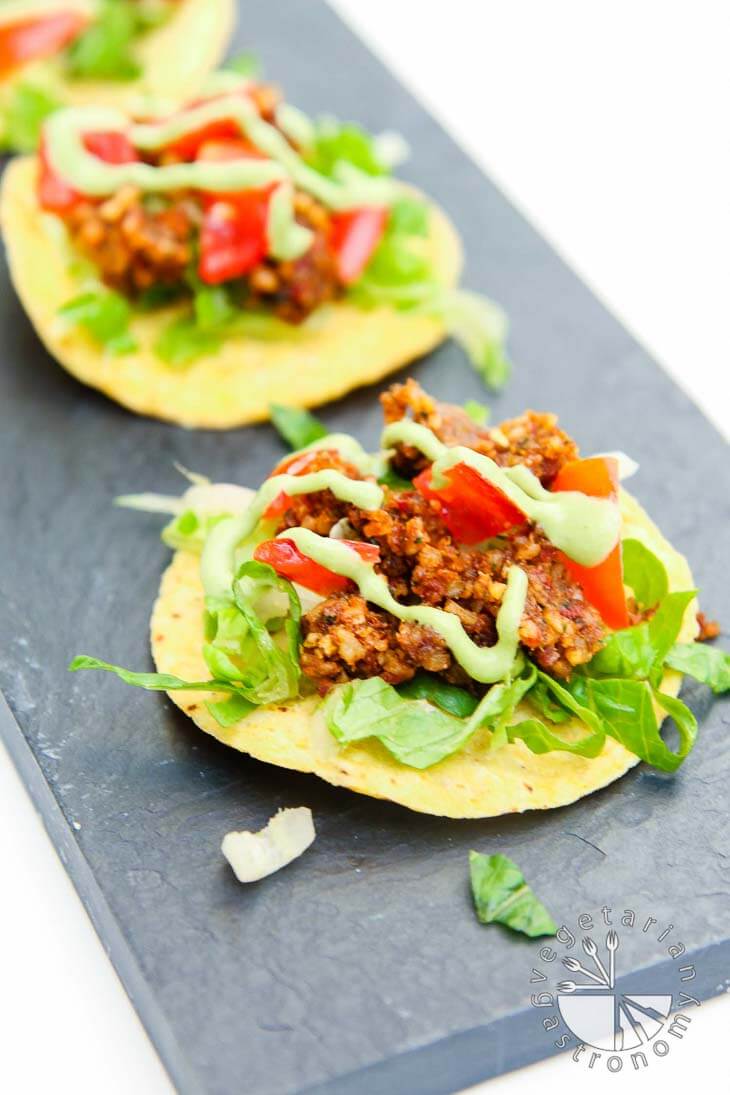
1;3;729;1093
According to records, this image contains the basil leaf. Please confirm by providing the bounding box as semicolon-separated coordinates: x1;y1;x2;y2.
0;83;59;152
398;673;479;718
269;404;328;450
469;852;556;938
65;1;141;81
622;539;668;609
69;655;244;695
464;399;490;426
665;642;730;694
58;290;138;354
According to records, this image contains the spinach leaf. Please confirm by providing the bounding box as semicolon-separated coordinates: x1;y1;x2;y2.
470;852;556;938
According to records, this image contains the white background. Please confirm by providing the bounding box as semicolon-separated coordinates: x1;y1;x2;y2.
1;2;728;1092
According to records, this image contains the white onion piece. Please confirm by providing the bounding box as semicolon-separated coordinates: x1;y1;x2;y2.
222;808;316;883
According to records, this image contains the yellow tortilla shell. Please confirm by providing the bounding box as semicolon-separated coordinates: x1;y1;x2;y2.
149;488;698;818
0;0;234;115
0;156;462;428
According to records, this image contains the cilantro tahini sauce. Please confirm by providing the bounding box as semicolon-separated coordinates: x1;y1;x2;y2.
201;471;384;600
283;527;528;685
381;421;620;567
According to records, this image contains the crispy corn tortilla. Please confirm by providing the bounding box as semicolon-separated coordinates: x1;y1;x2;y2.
0;157;462;428
0;0;234;116
149;488;698;819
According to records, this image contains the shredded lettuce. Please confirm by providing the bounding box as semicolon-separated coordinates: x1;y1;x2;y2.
269;404;328;450
470;852;556;938
57;290;138;354
665;642;730;694
226;51;262;78
154;315;224;368
70;562;301;720
398;673;479;718
0;83;59;153
622;538;669;609
309;118;387;178
428;289;510;389
464;399;490;426
64;1;142;81
203;561;301;706
587;590;696;684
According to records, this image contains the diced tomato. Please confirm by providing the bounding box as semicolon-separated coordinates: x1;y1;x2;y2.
198;195;270;284
38;129;138;212
414;462;525;545
83;130;138;165
551;456;629;630
38;137;79;212
0;11;87;76
329;207;388;284
254;538;380;596
264;449;340;520
163;119;243;161
196;138;266;164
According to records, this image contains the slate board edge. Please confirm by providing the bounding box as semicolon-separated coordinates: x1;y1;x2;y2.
0;690;204;1095
2;681;727;1095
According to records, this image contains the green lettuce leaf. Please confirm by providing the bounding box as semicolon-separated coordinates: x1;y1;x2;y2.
58;290;138;354
388;196;429;237
269;404;328;450
64;1;142;81
587;590;696;682
325;676;473;769
469;852;556;938
567;675;695;771
464;399;490;426
397;673;479;718
429;289;511;389
0;83;60;152
206;693;256;727
203;560;301;706
665;642;730;694
69;656;244;696
309;118;386;178
154;315;224;368
622;538;669;609
226;51;262;78
161;509;230;554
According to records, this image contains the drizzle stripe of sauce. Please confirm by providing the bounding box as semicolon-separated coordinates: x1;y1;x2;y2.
283;527;527;685
381;420;620;567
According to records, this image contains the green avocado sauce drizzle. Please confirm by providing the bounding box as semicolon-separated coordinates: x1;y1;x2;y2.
43;95;401;262
380;421;620;567
200;420;621;687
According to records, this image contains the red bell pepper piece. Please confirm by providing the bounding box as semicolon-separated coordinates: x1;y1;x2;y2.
196;138;273;284
264;449;342;520
329;207;388;284
551;456;629;629
0;10;87;76
414;462;525;544
38;130;138;212
254;538;380;596
198;197;270;284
